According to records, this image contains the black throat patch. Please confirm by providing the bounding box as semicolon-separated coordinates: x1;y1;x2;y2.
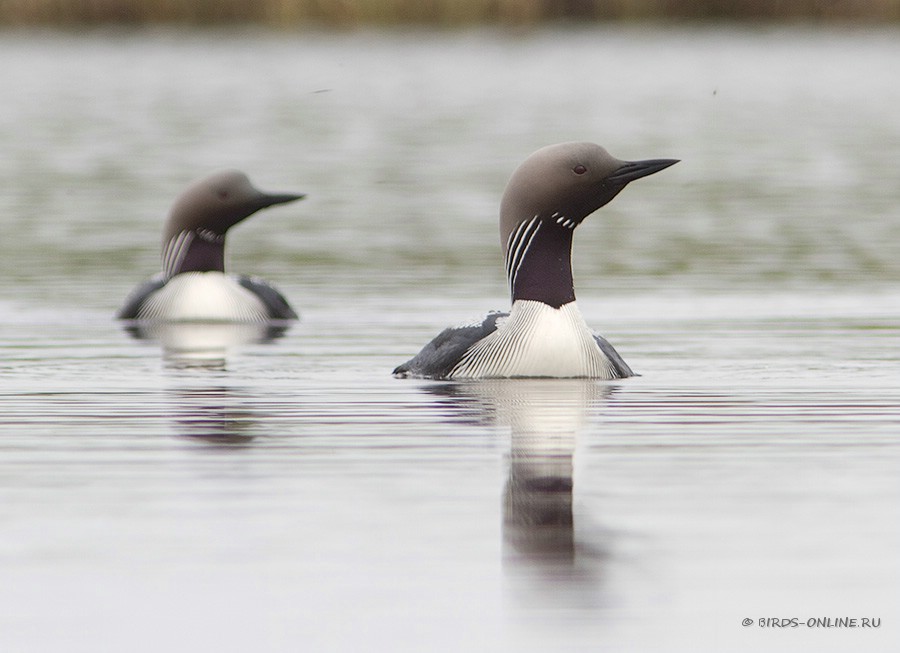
163;229;226;278
506;218;575;309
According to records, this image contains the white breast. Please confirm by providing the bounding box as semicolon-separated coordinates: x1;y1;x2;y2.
137;272;268;322
450;300;617;379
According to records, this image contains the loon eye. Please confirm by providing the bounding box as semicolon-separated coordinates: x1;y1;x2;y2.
217;189;229;200
573;165;587;175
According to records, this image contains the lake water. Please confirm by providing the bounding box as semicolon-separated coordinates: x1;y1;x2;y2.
1;25;899;652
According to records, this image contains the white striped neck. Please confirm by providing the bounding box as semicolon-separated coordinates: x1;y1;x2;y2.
505;216;576;309
162;229;226;279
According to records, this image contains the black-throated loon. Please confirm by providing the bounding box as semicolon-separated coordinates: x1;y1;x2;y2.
394;142;677;380
118;170;304;322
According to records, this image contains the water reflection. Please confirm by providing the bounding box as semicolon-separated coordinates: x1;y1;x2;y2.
427;380;614;607
168;386;258;445
122;321;292;367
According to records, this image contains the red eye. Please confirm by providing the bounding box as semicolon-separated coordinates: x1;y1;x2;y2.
573;165;587;175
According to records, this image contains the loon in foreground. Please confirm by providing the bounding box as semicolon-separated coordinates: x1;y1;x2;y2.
118;170;304;322
393;142;678;380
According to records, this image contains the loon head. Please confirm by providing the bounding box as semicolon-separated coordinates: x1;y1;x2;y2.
500;143;678;307
500;142;678;246
161;170;305;278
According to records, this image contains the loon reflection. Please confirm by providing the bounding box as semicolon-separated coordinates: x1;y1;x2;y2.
123;321;291;367
168;386;258;445
424;380;614;605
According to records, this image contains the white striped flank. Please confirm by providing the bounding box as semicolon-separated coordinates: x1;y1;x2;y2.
135;272;269;322
505;215;541;296
449;300;619;379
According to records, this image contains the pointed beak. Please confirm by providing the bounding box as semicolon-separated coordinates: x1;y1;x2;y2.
260;191;306;208
607;158;679;185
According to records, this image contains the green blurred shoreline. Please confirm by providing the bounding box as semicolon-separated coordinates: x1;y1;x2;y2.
1;0;898;26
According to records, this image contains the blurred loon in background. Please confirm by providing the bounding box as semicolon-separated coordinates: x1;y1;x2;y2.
118;170;304;323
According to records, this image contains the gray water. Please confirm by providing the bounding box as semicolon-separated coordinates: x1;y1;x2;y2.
1;26;899;652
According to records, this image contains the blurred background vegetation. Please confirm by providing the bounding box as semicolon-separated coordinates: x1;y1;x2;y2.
0;0;898;26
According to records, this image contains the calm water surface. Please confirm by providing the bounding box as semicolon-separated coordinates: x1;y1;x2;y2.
1;26;899;652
